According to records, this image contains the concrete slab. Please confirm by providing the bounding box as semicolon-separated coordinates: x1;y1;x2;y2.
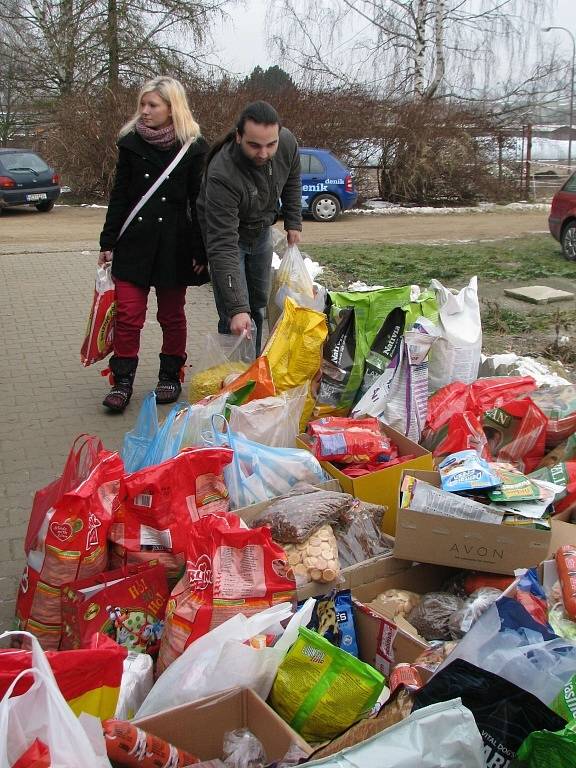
503;285;575;304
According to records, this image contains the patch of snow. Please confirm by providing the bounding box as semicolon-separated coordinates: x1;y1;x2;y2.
480;353;571;387
346;202;549;216
80;204;108;209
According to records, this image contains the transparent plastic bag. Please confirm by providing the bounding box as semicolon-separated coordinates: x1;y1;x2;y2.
210;416;327;509
250;487;354;544
407;593;465;641
268;245;317;330
189;330;256;403
227;385;308;448
336;501;393;568
223;729;266;768
448;588;502;639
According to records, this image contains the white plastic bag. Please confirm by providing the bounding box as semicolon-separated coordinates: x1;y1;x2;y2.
428;276;482;393
305;699;485;767
114;652;154;720
228;385;308;447
136;600;315;718
437;601;576;705
0;631;110;767
268;245;323;329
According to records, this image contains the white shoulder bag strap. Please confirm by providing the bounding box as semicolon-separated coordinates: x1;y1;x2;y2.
117;138;193;241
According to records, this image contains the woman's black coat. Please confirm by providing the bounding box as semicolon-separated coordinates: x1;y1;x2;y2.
99;131;209;288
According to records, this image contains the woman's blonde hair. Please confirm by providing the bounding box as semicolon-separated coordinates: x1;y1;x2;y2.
119;76;201;145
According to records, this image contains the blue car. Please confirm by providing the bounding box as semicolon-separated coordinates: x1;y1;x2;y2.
299;148;358;222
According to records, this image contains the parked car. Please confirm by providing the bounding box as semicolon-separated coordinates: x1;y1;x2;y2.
0;148;61;212
549;171;576;260
299;148;358;222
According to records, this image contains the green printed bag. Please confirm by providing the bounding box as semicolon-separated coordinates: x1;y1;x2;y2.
327;287;437;410
516;721;576;767
269;627;385;742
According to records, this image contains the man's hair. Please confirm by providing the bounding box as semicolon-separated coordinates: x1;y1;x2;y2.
236;101;280;135
205;101;281;169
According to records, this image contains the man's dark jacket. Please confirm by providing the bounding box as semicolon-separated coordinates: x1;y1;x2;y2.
100;131;209;288
196;126;302;316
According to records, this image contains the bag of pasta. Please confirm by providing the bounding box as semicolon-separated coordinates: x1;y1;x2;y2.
188;331;256;403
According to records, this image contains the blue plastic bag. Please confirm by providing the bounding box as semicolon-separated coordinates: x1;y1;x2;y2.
209;415;327;509
121;392;159;473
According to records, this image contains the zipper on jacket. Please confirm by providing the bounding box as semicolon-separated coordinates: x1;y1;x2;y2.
228;274;232;288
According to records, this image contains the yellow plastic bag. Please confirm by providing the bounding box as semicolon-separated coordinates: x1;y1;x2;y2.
262;297;327;430
269;627;385;742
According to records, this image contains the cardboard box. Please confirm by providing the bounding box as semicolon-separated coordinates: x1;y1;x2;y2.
235;478;400;599
393;470;553;575
296;424;433;536
351;561;457;674
134;688;312;761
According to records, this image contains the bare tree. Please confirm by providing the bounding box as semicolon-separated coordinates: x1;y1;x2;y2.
0;0;236;95
268;0;557;102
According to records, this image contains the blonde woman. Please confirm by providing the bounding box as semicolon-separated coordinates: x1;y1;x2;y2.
99;76;208;412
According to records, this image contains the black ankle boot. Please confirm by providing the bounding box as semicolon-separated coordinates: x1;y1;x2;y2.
103;356;138;412
155;353;186;404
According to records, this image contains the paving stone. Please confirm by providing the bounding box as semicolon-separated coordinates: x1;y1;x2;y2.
504;285;575;304
0;248;220;630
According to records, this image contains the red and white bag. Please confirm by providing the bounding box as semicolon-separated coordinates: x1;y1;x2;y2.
109;448;234;584
80;266;116;367
157;515;296;673
16;450;123;648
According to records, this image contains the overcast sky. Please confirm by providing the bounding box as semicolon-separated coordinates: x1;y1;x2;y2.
210;0;575;76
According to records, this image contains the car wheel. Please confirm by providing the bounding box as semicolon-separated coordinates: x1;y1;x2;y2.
35;200;55;212
311;194;341;222
562;221;576;261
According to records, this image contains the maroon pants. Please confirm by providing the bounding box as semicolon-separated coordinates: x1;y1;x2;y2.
113;279;187;358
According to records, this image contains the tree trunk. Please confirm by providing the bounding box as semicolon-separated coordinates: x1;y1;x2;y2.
107;0;119;90
414;0;428;98
425;0;445;99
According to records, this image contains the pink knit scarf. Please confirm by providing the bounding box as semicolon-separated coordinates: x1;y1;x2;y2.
135;118;177;150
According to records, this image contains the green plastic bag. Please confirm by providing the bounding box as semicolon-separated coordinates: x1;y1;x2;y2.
268;627;385;742
516;721;576;767
551;674;576;721
327;287;438;410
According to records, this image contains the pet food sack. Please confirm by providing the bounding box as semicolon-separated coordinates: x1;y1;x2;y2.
80;265;116;367
307;589;359;657
269;627;385;742
483;398;547;473
109;448;233;584
523;386;576;448
530;461;576;516
413;658;566;767
427;276;482;393
263;297;328;430
316;307;357;416
61;562;169;653
326;286;416;411
157;515;296;672
15;451;124;649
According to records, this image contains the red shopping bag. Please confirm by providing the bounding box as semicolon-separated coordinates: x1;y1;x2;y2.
80;266;116;367
25;435;104;554
109;448;234;584
61;562;169;653
483;398;547;473
16;450;124;649
157;514;295;673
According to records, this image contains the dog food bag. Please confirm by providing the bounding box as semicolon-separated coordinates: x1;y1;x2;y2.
306;589;359;657
269;627;385;742
516;723;576;768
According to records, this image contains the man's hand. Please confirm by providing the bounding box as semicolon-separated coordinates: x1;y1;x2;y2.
286;229;301;246
98;250;113;267
230;312;252;338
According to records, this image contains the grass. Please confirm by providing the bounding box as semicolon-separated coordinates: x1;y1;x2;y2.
305;234;572;289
